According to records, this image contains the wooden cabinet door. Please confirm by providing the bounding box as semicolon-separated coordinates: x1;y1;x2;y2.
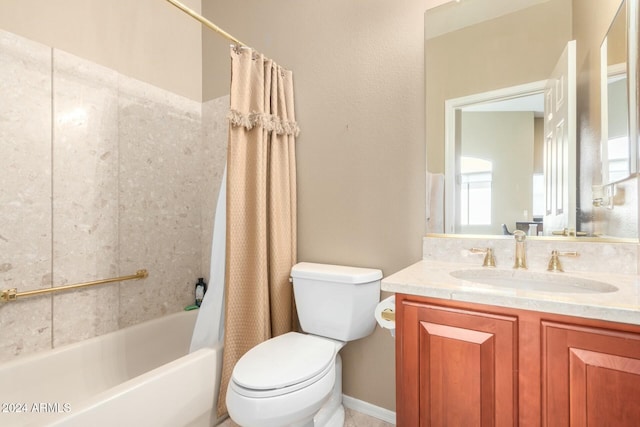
397;299;518;426
542;321;640;426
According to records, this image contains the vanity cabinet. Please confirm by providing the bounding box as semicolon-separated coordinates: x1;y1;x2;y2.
542;322;640;426
395;294;640;427
397;299;517;426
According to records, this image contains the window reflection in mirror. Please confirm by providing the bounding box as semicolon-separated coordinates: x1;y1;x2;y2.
459;157;492;227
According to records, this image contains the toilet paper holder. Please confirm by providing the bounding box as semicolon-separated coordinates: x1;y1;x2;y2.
381;308;395;322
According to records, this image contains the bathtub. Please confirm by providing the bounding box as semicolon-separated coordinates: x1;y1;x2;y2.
0;310;223;427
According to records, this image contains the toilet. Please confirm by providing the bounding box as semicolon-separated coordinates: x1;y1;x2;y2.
226;262;382;427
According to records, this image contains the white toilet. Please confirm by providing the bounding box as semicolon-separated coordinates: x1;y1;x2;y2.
226;262;382;427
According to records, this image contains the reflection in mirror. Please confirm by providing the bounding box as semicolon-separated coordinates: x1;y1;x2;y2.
601;0;632;185
444;83;545;235
427;0;572;236
426;0;639;240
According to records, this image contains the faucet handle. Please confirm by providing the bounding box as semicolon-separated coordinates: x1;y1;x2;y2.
547;250;579;272
470;247;496;267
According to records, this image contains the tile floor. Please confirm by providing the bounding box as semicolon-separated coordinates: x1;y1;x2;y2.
217;407;394;426
344;407;395;427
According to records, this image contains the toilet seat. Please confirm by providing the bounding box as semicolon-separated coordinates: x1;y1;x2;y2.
230;332;337;398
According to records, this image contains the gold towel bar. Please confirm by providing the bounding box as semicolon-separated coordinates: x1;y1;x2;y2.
1;269;148;302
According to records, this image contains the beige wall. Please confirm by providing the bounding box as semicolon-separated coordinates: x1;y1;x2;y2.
203;0;427;411
534;117;545;173
0;0;202;101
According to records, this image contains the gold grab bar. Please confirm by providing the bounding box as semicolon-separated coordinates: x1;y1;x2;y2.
1;269;148;302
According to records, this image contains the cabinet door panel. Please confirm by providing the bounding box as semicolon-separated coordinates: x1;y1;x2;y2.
420;322;495;426
397;300;517;426
570;349;640;426
543;322;640;427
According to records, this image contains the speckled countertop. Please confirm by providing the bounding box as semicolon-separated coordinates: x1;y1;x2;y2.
382;259;640;325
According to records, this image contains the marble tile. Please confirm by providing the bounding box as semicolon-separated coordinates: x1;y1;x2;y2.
117;74;204;327
383;258;640;325
200;96;229;282
345;407;395;427
51;48;120;347
423;235;639;274
0;30;53;361
404;230;640;325
0;298;52;363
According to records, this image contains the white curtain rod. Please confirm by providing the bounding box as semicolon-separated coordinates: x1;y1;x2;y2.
164;0;248;47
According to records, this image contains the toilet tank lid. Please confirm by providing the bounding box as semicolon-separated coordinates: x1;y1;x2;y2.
291;262;382;284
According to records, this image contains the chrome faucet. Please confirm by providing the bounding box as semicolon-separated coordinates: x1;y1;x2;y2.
513;230;527;269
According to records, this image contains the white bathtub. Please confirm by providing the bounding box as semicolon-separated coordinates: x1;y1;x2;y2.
0;310;223;427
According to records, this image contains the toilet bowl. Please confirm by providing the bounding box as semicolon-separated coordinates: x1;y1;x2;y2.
226;262;382;427
227;332;343;427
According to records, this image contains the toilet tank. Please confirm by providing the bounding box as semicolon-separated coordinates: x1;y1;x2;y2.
290;262;382;342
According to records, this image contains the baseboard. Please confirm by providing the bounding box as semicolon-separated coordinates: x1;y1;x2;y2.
342;395;396;425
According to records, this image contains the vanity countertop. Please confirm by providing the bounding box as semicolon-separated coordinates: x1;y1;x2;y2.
382;260;640;325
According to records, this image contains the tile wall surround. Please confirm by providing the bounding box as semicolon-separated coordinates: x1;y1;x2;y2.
52;48;121;347
0;31;53;360
423;235;639;275
0;29;228;361
201;95;230;280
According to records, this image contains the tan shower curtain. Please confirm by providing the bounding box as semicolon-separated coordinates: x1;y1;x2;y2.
217;46;299;417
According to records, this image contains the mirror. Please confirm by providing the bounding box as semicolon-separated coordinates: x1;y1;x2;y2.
601;0;635;186
425;0;638;239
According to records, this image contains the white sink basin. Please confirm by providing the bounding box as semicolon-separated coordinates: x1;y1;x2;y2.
449;269;618;294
